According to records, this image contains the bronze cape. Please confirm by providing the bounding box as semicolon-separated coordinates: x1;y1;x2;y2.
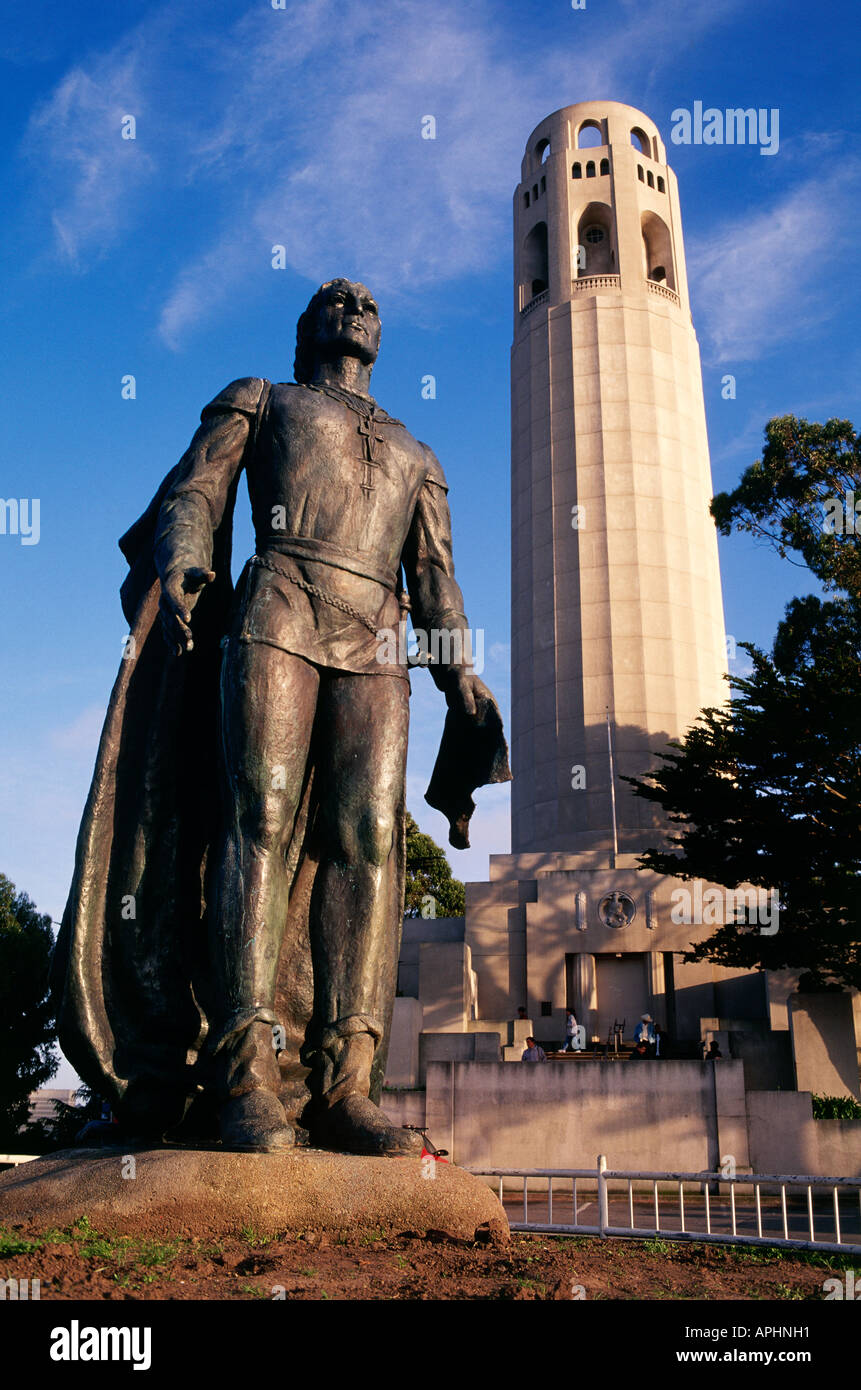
51;465;510;1135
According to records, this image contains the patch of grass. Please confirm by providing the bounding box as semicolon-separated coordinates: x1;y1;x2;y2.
240;1226;271;1248
774;1282;806;1300
41;1227;74;1246
39;1216;183;1271
516;1276;547;1295
136;1239;181;1268
730;1245;780;1265
0;1226;42;1256
641;1238;672;1255
780;1249;857;1271
358;1227;386;1246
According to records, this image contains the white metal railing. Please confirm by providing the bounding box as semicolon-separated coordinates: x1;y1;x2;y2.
467;1155;861;1255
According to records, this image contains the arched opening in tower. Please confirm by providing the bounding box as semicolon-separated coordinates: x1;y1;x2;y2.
641;211;675;290
630;127;652;157
522;221;549;303
575;202;615;277
577;120;604;148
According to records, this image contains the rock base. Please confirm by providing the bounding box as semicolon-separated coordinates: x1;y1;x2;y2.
0;1146;508;1243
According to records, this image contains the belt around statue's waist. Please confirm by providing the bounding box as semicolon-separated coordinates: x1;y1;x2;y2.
257;535;398;591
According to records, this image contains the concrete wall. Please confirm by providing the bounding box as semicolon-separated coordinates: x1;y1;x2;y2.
746;1092;861;1178
397;918;464;999
387;998;423;1087
383;1063;861;1177
423;1059;747;1172
789;995;861;1102
379;1087;426;1130
418;1031;501;1085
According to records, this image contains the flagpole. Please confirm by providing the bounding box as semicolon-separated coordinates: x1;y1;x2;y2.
606;706;619;865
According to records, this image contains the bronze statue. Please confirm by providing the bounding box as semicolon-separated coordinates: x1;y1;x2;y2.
53;279;510;1155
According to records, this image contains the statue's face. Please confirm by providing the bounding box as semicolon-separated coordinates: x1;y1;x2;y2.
313;280;381;369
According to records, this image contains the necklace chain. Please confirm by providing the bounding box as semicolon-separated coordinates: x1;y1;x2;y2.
301;380;377;417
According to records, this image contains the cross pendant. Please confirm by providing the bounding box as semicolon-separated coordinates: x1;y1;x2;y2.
357;415;384;496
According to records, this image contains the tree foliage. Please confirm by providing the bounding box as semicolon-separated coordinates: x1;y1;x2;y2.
711;416;861;596
404;812;465;917
626;415;861;989
626;599;861;989
0;873;58;1148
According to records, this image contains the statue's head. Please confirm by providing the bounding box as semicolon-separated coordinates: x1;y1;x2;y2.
294;278;381;383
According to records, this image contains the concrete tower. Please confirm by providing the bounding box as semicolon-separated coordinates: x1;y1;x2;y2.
510;101;727;857
391;104;777;1063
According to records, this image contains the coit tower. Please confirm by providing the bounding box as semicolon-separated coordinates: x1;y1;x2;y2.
510;100;727;858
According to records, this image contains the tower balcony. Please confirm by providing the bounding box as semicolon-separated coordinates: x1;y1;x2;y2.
646;278;680;307
567;275;682;309
572;274;621;294
519;288;549;317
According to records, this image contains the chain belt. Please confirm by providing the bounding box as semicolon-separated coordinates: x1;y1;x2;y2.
249;553;382;635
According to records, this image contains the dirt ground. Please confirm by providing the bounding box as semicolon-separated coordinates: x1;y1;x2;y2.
0;1217;854;1300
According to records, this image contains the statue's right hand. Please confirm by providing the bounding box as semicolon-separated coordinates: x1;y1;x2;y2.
158;566;216;655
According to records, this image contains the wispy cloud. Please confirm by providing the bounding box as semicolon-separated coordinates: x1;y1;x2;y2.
689;161;861;363
24;42;158;266
21;0;756;346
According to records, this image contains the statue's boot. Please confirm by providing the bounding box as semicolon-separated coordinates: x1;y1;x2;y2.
215;1012;295;1152
306;1015;422;1157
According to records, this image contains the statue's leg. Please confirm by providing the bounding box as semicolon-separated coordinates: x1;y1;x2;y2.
304;671;421;1156
210;639;320;1150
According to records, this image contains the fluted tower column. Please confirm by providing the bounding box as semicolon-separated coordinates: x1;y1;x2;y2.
510;100;727;857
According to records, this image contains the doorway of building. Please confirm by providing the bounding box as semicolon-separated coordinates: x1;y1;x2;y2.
594;954;649;1044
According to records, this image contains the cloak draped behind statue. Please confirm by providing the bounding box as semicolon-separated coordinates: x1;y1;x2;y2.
51;465;510;1136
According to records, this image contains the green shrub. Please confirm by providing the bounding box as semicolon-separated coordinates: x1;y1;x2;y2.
811;1094;861;1119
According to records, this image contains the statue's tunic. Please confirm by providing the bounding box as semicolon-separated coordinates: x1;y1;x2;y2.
153;378;471;683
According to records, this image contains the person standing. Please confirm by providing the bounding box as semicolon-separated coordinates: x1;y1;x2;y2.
521;1037;547;1063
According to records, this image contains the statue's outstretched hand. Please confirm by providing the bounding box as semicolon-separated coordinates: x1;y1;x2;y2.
445;668;497;722
158;566;216;655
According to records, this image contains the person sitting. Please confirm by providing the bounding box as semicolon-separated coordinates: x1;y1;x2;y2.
562;1009;582;1052
705;1040;722;1060
521;1036;547;1063
628;1040;650;1060
633;1014;656;1055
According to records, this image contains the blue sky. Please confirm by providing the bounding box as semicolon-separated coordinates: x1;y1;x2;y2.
1;0;859;1083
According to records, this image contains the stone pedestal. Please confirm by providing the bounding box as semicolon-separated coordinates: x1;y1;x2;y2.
0;1147;509;1243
